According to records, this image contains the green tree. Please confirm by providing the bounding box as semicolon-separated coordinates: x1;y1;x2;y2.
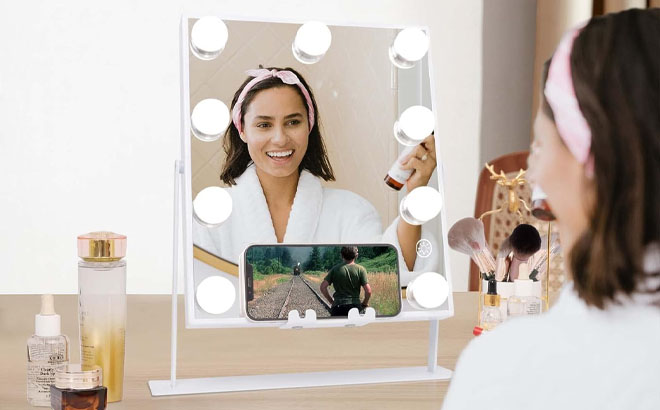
305;246;323;271
321;246;342;270
281;247;293;267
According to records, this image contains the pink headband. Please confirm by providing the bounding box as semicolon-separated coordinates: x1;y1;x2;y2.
544;24;594;175
231;68;315;134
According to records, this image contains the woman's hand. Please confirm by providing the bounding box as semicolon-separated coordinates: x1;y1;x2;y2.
400;134;437;192
396;134;437;271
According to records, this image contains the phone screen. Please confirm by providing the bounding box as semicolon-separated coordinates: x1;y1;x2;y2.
244;244;402;321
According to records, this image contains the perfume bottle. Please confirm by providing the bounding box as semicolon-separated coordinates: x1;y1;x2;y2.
77;231;127;403
531;186;555;221
480;280;503;331
27;294;70;407
50;365;107;410
384;145;416;190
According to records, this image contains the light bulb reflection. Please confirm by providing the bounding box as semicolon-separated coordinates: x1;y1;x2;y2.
196;276;236;314
193;186;232;227
399;186;443;225
292;22;332;64
191;99;230;142
389;28;429;69
407;272;448;309
190;17;228;61
394;105;434;146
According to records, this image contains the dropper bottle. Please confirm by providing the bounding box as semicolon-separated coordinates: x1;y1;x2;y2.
27;294;70;407
508;263;542;317
480;279;503;331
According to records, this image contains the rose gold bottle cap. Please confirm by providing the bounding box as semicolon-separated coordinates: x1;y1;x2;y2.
77;231;127;261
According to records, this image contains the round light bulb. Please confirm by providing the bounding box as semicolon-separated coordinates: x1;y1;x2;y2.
292;22;332;64
193;186;232;227
389;28;429;69
191;99;230;142
393;105;434;146
196;276;236;314
407;272;448;309
399;186;443;225
190;17;228;61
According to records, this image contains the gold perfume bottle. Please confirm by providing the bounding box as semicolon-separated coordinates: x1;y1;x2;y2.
77;232;127;403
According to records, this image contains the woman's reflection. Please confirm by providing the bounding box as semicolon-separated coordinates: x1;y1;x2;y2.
193;66;438;282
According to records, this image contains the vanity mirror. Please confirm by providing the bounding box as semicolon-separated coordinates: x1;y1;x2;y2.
149;13;454;396
184;17;451;328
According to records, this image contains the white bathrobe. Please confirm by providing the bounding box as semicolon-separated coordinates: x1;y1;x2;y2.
442;281;660;410
193;164;438;285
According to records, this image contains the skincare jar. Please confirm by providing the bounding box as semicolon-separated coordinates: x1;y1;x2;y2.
50;365;107;410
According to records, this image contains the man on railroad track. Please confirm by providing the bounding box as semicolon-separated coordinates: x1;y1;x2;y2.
320;246;372;316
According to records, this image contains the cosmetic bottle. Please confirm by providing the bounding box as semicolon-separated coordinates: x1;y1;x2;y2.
480;279;503;331
507;263;542;317
77;231;127;403
27;294;70;407
384;145;416;190
531;186;555;221
50;364;107;410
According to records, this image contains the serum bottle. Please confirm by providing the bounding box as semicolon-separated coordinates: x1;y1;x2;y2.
480;280;503;331
508;263;542;317
27;294;70;407
384;145;416;190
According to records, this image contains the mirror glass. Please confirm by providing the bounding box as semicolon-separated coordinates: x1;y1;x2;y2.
186;18;444;322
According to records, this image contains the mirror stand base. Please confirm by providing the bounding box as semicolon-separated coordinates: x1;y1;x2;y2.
148;364;452;396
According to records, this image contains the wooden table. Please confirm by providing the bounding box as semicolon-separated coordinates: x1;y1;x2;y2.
0;293;478;409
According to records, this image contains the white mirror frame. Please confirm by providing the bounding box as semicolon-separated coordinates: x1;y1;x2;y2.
178;14;454;329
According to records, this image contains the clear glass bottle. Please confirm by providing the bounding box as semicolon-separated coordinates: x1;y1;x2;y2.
480;280;503;331
27;294;70;407
77;231;127;403
507;281;542;317
50;364;107;410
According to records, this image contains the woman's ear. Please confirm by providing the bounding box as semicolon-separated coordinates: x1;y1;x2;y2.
239;131;247;143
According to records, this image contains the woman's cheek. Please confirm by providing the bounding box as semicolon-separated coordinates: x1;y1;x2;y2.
526;149;540;186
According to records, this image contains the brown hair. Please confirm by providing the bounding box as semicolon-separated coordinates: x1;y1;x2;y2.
542;9;660;308
341;246;359;261
219;66;335;185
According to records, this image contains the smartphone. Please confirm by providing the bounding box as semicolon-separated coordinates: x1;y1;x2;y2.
243;244;402;321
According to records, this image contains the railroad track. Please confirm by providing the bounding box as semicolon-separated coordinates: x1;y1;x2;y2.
277;276;297;319
299;275;332;310
276;276;331;319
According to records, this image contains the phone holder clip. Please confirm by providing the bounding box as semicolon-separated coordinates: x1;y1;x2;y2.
280;307;377;329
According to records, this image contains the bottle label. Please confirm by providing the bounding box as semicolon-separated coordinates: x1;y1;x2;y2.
525;301;541;315
27;342;68;402
386;146;416;185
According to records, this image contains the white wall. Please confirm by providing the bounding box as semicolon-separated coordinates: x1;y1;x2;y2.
480;0;537;165
0;0;483;294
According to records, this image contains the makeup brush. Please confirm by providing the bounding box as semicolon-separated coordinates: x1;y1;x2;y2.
495;238;512;281
529;234;561;281
448;233;488;272
448;217;496;275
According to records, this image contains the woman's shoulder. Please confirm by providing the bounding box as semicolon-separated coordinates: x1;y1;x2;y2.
446;288;660;409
